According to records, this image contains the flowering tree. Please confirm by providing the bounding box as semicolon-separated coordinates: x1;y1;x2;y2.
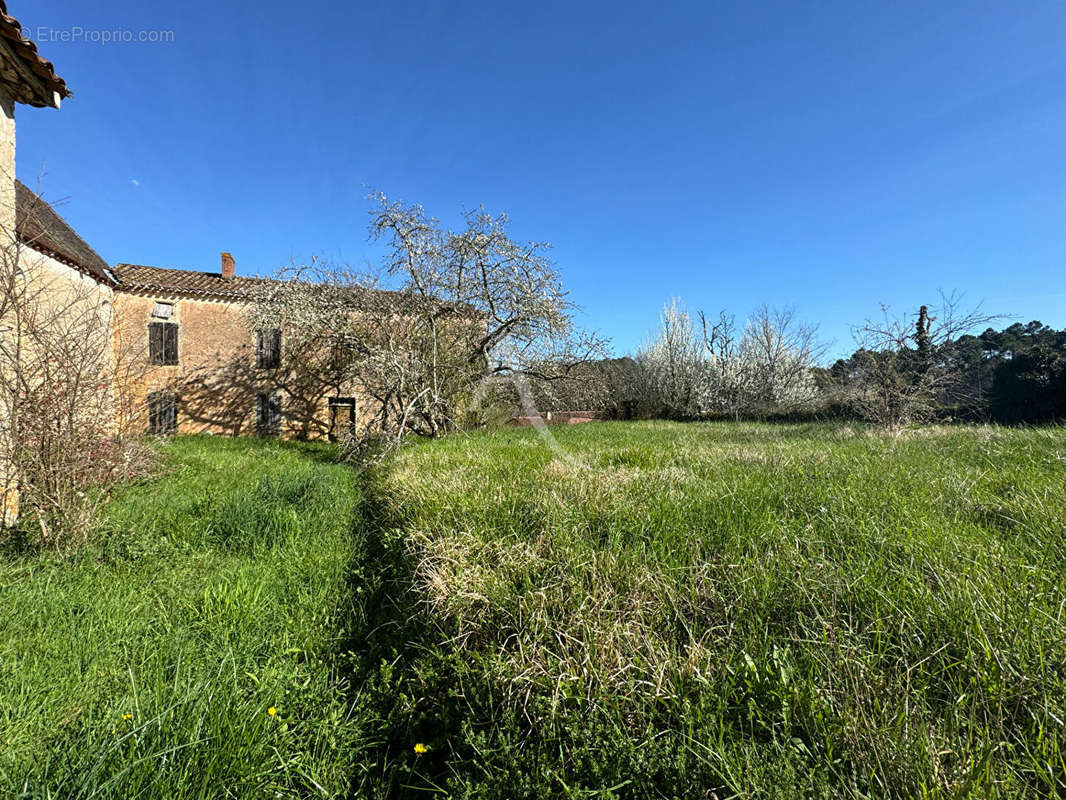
733;306;822;417
636;300;823;419
248;193;606;451
635;299;708;418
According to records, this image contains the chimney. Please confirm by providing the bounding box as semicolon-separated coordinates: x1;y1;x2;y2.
221;252;235;279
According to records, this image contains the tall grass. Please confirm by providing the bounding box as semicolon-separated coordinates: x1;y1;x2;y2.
358;421;1066;798
4;423;1064;798
0;436;366;798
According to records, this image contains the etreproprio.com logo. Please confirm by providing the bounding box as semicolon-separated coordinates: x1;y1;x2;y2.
27;26;175;45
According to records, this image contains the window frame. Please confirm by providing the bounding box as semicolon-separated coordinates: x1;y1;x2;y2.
147;390;178;436
327;396;357;442
149;321;179;366
256;328;282;369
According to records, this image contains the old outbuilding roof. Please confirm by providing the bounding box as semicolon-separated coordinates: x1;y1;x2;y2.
113;261;413;308
15;180;113;284
0;1;72;107
112;263;273;301
112;261;480;319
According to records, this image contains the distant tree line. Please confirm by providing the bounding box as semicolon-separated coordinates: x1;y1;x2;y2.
825;319;1066;424
524;296;1066;427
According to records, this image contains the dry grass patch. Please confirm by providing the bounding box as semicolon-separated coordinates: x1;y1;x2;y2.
367;420;1066;798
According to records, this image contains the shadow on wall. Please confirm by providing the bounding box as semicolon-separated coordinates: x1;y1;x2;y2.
171;338;357;441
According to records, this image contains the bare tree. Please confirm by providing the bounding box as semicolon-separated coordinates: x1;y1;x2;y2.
247;194;606;453
850;291;1001;427
0;199;152;546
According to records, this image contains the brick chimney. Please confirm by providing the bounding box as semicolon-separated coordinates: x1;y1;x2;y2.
221;252;235;279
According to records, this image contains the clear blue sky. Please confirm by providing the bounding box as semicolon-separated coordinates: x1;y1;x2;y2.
14;0;1066;359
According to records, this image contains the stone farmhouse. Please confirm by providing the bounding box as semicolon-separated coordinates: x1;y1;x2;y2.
111;257;372;440
0;2;380;519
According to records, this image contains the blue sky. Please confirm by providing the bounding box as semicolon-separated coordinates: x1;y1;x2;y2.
14;0;1066;359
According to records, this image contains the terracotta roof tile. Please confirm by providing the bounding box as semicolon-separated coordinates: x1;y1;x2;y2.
113;263;413;309
112;263;480;318
113;263;272;300
0;1;72;107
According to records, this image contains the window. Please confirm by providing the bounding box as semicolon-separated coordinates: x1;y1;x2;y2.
256;328;281;369
256;392;281;437
149;322;178;365
328;397;357;442
147;391;178;435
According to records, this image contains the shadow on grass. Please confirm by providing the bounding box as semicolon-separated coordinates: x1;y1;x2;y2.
338;471;466;799
335;467;744;800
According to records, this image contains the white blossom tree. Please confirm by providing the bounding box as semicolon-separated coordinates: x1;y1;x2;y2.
248;193;606;452
634;299;708;418
636;300;823;419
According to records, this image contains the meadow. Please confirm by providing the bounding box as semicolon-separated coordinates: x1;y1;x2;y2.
363;421;1066;798
1;422;1064;798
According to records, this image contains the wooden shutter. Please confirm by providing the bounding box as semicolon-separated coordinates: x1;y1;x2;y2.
149;323;164;365
164;395;177;434
149;323;178;365
257;393;281;437
148;391;178;435
270;330;281;367
269;394;281;436
163;323;178;365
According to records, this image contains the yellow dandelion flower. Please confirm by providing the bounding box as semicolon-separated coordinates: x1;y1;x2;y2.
122;713;133;721
267;707;277;716
413;742;428;754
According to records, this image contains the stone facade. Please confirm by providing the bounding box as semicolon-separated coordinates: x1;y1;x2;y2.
0;85;15;523
114;292;254;436
0;86;14;241
112;284;367;441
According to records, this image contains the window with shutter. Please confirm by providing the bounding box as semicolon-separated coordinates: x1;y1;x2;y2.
256;329;281;369
148;323;163;364
149;322;179;365
256;393;281;437
147;391;178;435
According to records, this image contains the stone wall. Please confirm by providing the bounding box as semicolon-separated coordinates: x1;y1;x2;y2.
0;85;15;523
509;411;603;427
112;291;369;440
0;86;14;246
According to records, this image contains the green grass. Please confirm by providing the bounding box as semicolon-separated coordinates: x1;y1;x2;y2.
359;421;1066;798
0;435;365;798
3;422;1065;798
